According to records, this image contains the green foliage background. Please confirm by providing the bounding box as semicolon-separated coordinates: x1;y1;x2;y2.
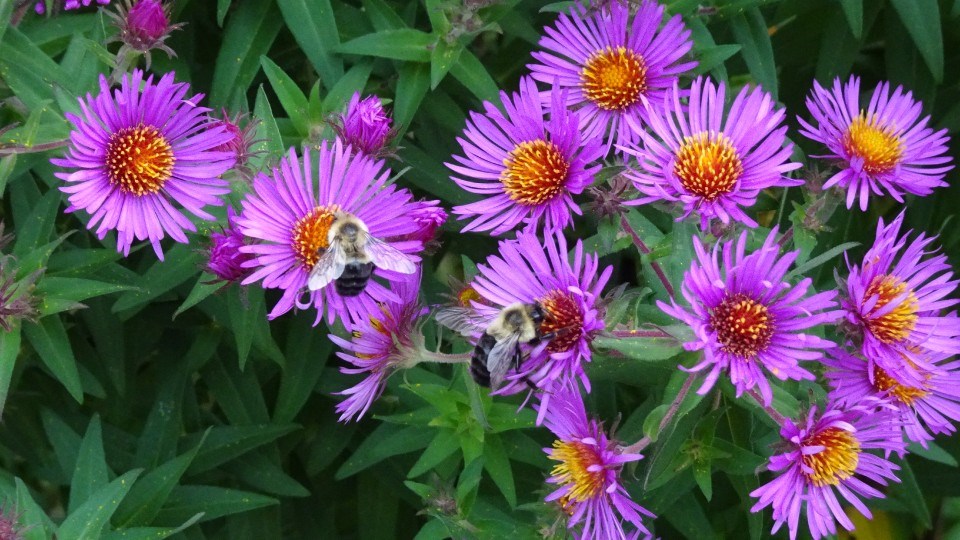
1;0;960;538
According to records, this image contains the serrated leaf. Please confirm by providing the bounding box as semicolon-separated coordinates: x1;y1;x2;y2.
210;0;283;106
153;486;277;525
889;0;944;82
277;0;343;85
338;29;434;62
56;470;141;540
23;316;83;402
69;415;109;513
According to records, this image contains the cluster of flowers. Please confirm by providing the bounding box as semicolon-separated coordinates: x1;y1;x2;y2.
43;0;958;539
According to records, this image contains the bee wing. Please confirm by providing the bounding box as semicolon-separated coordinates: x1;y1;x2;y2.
307;238;348;291
486;332;521;391
362;233;417;274
434;306;486;337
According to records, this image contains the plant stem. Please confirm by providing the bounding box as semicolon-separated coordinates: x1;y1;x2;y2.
747;389;787;426
618;373;697;454
418;350;471;364
619;214;675;298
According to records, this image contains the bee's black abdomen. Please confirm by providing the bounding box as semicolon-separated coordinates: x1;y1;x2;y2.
470;334;497;387
334;262;375;297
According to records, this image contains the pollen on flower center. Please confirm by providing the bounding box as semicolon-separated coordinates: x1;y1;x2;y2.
291;205;338;270
842;112;903;175
709;294;774;358
549;440;604;502
864;274;918;344
457;285;483;308
105;124;175;195
581;46;648;111
539;289;585;353
872;364;928;406
673;131;744;201
802;427;861;487
501;139;570;206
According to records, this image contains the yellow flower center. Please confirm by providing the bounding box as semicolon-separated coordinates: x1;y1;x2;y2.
539;289;585;353
673;131;743;201
581;46;648;111
801;427;860;487
501;140;569;206
457;285;483;308
872;364;928;406
864;274;918;344
709;294;774;358
291;205;338;270
105;124;175;195
549;440;604;503
842;112;904;175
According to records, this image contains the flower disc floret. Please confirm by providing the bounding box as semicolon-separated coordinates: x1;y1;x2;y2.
581;46;648;112
502;140;570;205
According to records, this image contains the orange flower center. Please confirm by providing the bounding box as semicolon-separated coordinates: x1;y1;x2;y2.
581;46;648;111
674;131;743;201
801;427;860;487
842;112;903;175
872;364;929;406
549;440;604;503
864;274;918;344
501;140;569;206
539;290;584;353
709;294;774;358
291;206;338;270
105;124;175;195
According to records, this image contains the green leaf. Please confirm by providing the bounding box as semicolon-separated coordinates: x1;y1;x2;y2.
786;241;858;279
253;85;285;157
889;0;944;82
211;0;283;106
56;470;142;540
336;423;435;479
663;492;716;540
394;62;431;132
16;478;56;540
0;0;13;45
12;186;60;260
322;61;374;114
273;316;332;423
362;0;405;31
277;0;343;85
592;335;683;361
482;434;516;507
0;328;20;418
101;514;204;540
69;415;109;514
185;424;300;474
408;429;459;478
839;0;863;39
260;56;310;136
172;277;225;319
115;434;208;528
908;441;959;467
430;40;464;89
112;244;204;316
889;460;932;528
23;316;83;402
0;28;77;108
450;49;500;103
216;0;231;26
153;486;277;524
37;277;140;316
338;29;434;62
729;7;778;99
692;44;742;76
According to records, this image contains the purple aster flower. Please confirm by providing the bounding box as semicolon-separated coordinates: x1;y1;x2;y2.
448;76;603;236
528;0;695;152
0;256;40;332
331;272;425;422
750;400;905;540
333;92;394;156
205;207;252;283
235;141;423;325
538;384;654;539
468;231;611;408
842;211;960;386
799;76;953;211
108;0;182;63
53;70;236;260
405;199;446;253
211;109;263;180
825;348;960;447
622;77;802;230
36;0;110;14
660;229;842;405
